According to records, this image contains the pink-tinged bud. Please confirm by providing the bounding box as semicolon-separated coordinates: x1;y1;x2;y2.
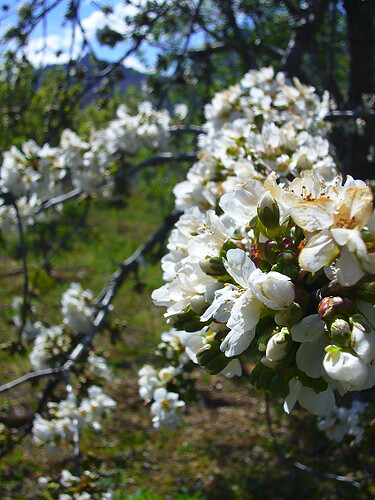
318;296;356;322
281;238;295;252
263;240;279;264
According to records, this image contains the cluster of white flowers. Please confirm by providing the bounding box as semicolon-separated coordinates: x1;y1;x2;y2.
38;469;113;499
0;101;185;232
174;66;335;212
32;385;116;446
28;283;97;369
62;283;95;334
146;67;375;424
317;400;368;445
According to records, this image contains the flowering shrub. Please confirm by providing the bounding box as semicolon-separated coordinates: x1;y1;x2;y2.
1;66;374;493
0;101;186;232
141;68;375;443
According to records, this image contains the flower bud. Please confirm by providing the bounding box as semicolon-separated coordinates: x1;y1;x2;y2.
281;238;296;252
265;328;291;366
275;302;303;327
318;296;356;322
328;316;351;347
199;257;226;276
263;240;279;264
323;347;368;391
257;192;280;230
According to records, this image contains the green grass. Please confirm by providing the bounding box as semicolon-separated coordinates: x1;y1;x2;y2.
0;187;374;499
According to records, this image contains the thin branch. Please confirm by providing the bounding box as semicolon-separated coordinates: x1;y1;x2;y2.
326;110;375;121
13;200;29;345
265;394;364;488
35;188;83;214
127;152;198;176
0;367;63;393
169;125;203;135
65;210;182;367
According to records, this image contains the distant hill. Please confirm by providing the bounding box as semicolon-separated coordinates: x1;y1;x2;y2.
40;54;146;106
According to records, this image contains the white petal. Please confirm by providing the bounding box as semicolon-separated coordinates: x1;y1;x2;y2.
351;326;375;363
298;230;338;272
223;248;256;288
283;379;301;414
220;327;256;357
291;314;326;343
291;199;335;232
298;386;335;415
335;247;364;286
323;349;368;390
296;337;326;378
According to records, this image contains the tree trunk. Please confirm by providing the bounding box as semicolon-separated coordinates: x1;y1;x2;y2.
341;0;375;180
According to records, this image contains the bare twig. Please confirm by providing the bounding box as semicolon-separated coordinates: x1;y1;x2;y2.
169;125;203;135
0;367;63;393
35;188;83;214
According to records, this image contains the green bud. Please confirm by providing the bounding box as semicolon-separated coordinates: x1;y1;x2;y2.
329;316;351;347
275;302;303;327
277;250;296;266
199;257;226;276
257;192;280;230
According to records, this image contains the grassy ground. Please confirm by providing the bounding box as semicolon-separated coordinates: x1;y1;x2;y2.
0;186;374;499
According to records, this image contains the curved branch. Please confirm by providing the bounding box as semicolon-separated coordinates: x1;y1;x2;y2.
0;367;63;393
127;152;198;176
265;394;364;488
35;188;83;214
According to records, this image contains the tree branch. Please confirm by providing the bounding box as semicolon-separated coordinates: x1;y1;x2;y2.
127;152;198;176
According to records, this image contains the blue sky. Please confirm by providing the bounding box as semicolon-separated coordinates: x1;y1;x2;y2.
0;0;158;71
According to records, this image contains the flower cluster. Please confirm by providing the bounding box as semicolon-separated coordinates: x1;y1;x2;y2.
38;469;113;499
0;101;185;232
174;66;335;212
13;283;116;453
317;400;368;446
27;283;99;370
32;385;116;448
145;67;375;425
